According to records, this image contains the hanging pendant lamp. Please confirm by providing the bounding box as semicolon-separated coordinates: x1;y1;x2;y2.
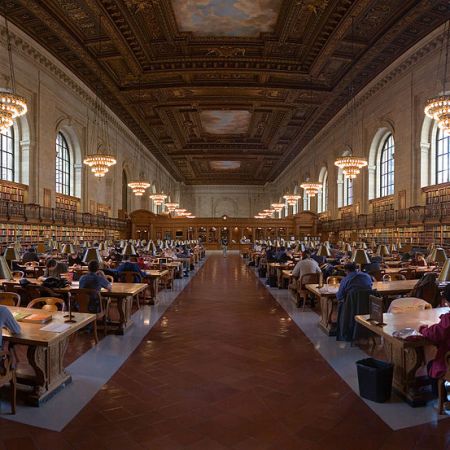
300;182;322;197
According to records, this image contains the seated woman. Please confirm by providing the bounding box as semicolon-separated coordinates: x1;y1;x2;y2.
419;311;450;394
413;252;428;267
44;259;68;278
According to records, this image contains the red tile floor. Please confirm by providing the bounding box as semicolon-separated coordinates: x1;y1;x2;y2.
0;254;449;449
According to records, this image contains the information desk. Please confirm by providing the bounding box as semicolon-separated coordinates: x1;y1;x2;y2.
355;307;449;406
306;280;418;335
2;306;96;406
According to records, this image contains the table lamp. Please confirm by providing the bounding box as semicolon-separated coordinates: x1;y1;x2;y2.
122;243;137;256
82;241;90;248
360;242;368;250
61;244;75;255
14;241;21;252
376;245;390;257
438;259;450;282
342;243;352;253
389;243;397;253
429;247;447;266
352;249;371;266
317;244;331;257
3;246;19;267
0;255;12;280
370;240;377;249
82;248;102;264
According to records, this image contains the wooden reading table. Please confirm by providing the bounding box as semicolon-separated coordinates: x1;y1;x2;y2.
306;279;417;336
3;306;96;406
355;307;449;406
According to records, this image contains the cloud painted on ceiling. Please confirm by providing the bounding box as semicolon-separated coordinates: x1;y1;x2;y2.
172;0;282;37
209;161;242;170
200;110;251;134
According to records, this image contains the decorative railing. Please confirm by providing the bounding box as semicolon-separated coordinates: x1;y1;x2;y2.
0;200;128;231
319;203;450;232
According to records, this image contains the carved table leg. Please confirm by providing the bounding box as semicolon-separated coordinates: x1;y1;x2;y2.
318;296;337;336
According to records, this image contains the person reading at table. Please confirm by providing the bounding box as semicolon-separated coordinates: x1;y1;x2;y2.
0;305;21;346
68;252;83;266
336;263;373;302
413;252;427;267
419;311;450;396
79;260;112;313
291;251;321;281
114;255;146;282
22;246;39;263
44;259;68;278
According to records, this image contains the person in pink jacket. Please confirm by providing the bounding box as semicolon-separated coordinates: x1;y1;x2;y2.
419;312;450;380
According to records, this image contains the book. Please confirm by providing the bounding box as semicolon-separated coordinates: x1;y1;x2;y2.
40;322;70;333
20;313;52;324
12;312;31;321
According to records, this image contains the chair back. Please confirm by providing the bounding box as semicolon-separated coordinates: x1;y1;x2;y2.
105;275;114;283
370;270;384;281
27;297;64;312
387;297;432;314
326;276;343;285
25;261;38;268
119;271;142;283
299;273;321;289
399;269;416;280
382;273;406;282
70;288;103;314
0;292;20;306
11;271;24;280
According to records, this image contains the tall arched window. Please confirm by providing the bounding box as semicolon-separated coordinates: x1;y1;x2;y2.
0;126;14;182
56;132;71;195
318;169;328;213
436;128;450;184
344;177;353;206
380;134;395;197
122;170;128;212
303;193;310;211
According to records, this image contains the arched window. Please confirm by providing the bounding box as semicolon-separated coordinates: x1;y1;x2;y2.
302;192;310;211
436;128;450;184
55;132;71;195
318;169;328;213
380;134;395;197
0;126;14;182
344;177;353;206
122;170;128;212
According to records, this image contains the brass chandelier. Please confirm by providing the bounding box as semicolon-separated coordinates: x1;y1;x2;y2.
283;193;301;206
149;192;167;206
128;181;151;196
300;182;322;197
165;202;179;212
334;156;367;179
424;22;450;132
0;8;27;132
271;202;285;212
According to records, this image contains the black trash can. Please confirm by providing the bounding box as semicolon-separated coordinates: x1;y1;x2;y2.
356;358;393;403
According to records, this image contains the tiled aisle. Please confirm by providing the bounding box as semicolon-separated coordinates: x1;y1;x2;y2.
0;254;449;449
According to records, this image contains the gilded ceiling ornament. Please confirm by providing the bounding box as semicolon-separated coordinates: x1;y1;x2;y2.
124;0;158;14
205;47;246;58
296;0;329;14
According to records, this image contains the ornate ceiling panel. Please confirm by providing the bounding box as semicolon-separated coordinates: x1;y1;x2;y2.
5;0;450;184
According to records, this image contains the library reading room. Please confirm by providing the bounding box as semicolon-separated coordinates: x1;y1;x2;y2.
0;1;450;449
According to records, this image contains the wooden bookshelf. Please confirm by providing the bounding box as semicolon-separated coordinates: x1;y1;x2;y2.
370;195;394;214
55;194;80;212
0;181;27;203
96;203;111;217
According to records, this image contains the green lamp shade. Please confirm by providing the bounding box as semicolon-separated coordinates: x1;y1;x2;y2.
352;249;371;265
429;248;447;265
3;246;19;261
389;243;397;253
82;241;90;248
61;244;75;255
376;245;390;257
317;244;331;257
343;243;352;252
82;248;102;264
360;242;368;250
438;259;450;282
0;255;12;280
122;243;137;256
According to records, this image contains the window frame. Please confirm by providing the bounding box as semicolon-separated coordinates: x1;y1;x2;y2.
0;126;15;182
379;134;395;197
55;132;71;196
436;128;450;185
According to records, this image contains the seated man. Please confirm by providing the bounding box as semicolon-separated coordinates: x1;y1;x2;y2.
22;246;39;263
79;260;112;313
114;255;146;282
336;263;373;302
291;251;321;281
44;259;68;278
0;305;21;346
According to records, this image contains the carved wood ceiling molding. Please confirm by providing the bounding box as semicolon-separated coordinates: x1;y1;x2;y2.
6;0;450;184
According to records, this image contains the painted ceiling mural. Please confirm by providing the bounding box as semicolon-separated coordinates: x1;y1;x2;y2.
209;161;242;170
200;110;251;134
171;0;282;36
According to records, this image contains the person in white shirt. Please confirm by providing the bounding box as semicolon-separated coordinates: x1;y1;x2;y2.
0;306;21;347
291;251;322;281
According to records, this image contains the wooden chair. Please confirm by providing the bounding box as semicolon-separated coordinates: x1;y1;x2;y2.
27;297;64;312
118;271;142;309
399;269;416;280
69;288;106;343
370;269;384;282
382;273;406;282
0;292;20;306
326;276;343;285
0;345;16;414
11;271;24;280
297;273;321;310
438;351;450;415
105;275;114;283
